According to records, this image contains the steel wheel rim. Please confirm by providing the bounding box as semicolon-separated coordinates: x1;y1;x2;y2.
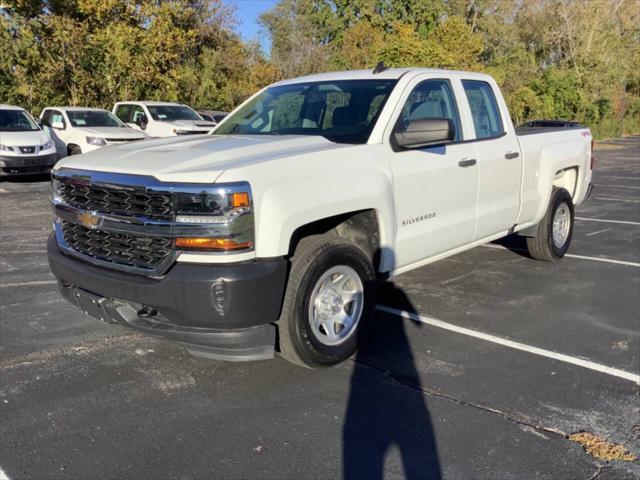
552;202;571;248
308;265;364;346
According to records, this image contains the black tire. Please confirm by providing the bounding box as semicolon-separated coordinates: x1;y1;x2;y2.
277;235;377;368
68;145;81;155
526;187;574;261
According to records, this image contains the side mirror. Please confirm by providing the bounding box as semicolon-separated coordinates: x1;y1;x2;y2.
137;114;148;130
51;120;65;130
394;118;454;149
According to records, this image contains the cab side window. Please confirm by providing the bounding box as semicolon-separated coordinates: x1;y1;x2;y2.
131;106;146;123
41;110;52;126
115;105;133;123
397;79;462;142
462;80;504;139
49;111;65;129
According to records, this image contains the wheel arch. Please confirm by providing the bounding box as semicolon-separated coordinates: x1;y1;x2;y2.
287;209;389;274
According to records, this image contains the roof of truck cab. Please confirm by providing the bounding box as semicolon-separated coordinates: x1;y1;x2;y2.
0;104;26;111
274;68;493;86
114;101;183;106
45;107;110;112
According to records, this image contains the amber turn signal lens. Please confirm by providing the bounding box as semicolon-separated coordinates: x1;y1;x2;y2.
175;237;253;251
231;192;250;208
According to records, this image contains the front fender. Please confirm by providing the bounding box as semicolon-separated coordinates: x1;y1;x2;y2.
218;144;396;272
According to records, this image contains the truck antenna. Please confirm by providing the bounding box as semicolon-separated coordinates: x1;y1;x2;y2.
372;61;388;74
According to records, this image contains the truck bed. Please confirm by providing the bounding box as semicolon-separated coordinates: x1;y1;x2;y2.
516;120;585;136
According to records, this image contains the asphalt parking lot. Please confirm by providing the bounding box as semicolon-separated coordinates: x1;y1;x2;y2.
1;136;639;480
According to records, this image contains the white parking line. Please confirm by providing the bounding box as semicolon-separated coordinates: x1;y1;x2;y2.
585;228;610;237
594;184;640;189
596;175;640;180
593;196;640;203
0;467;10;480
376;305;640;384
481;244;640;267
0;280;57;289
575;217;640;226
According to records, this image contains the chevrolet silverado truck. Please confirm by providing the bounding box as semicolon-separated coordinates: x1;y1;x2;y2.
47;68;593;367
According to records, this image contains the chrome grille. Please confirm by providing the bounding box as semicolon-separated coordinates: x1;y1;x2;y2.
59;182;172;219
61;221;172;271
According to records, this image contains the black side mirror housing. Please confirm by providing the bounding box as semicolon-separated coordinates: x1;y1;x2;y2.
394;118;454;150
137;115;148;130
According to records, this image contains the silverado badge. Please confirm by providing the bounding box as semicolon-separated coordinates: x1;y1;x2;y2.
78;211;100;229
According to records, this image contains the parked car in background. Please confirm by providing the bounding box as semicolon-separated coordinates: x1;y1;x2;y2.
40;107;148;156
48;68;593;367
0;104;58;177
113;101;216;137
196;109;229;124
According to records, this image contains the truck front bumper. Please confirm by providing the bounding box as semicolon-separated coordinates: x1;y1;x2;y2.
47;235;287;361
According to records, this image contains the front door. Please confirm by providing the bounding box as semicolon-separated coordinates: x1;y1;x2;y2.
387;78;478;271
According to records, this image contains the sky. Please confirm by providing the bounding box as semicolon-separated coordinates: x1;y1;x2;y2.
230;0;280;52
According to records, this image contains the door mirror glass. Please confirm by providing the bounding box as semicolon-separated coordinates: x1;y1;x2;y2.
394;118;454;149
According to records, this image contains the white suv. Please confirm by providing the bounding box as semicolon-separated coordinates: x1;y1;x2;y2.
113;101;215;137
0;104;58;176
40;107;148;156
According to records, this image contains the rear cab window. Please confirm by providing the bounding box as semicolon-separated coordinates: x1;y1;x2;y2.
462;80;504;139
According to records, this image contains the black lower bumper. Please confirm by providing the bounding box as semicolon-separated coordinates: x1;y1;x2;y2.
48;235;287;360
0;153;57;176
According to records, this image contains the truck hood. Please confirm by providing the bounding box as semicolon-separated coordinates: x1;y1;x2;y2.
0;130;51;146
53;134;348;183
76;126;147;139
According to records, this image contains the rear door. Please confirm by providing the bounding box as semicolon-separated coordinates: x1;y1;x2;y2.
386;76;478;271
461;80;522;239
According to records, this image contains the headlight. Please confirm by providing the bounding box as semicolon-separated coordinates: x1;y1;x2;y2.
0;144;14;152
86;136;107;146
172;183;254;252
173;129;193;135
50;177;63;203
42;140;54;150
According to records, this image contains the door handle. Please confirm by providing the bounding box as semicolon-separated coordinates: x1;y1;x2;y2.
505;151;520;159
458;158;477;167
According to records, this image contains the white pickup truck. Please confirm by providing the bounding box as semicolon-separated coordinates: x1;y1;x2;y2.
48;68;593;367
113;101;216;137
40;107;148;156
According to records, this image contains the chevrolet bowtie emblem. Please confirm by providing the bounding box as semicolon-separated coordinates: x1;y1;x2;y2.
78;211;100;229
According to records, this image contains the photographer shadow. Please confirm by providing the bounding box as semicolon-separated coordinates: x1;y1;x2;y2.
343;280;441;479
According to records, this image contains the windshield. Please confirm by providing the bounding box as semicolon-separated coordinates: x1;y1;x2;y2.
147;105;202;121
67;110;125;128
214;80;397;144
0;109;39;132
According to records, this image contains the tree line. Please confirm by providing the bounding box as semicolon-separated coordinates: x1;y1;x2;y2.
2;0;639;139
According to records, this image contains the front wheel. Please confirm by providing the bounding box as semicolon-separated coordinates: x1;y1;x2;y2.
277;235;377;368
526;187;574;261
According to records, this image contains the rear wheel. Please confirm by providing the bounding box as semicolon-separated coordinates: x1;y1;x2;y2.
277;235;377;368
526;187;574;261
